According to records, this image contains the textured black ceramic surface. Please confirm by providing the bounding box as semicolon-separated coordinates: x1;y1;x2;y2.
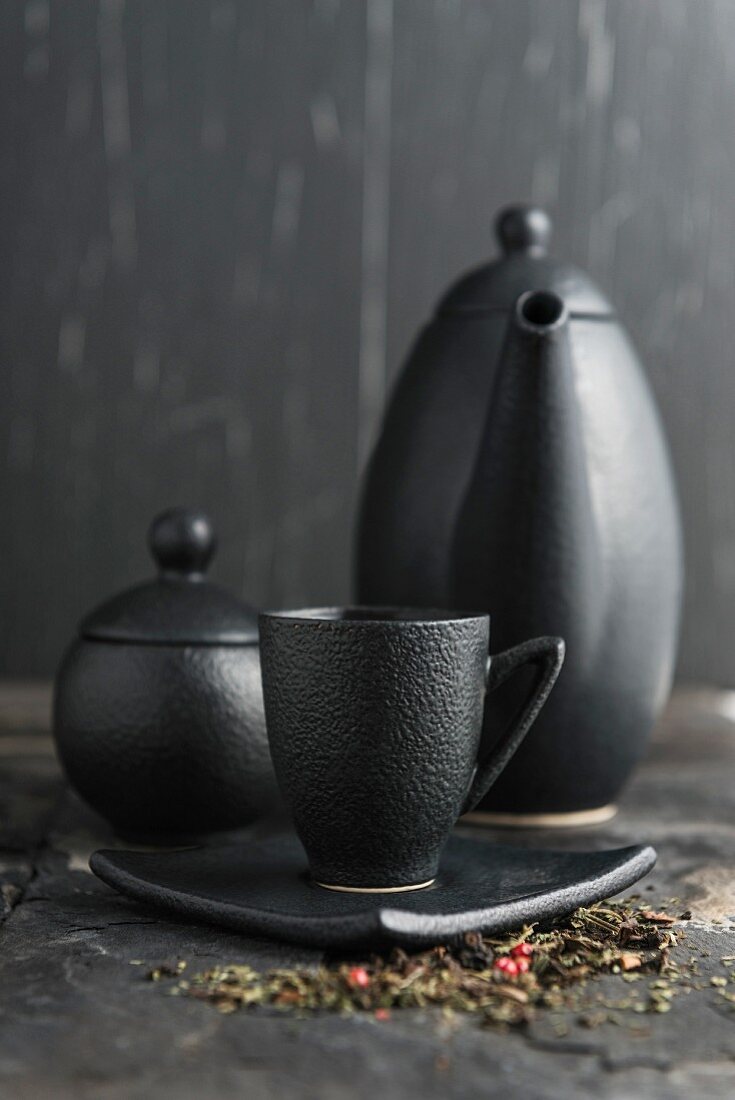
82;509;259;645
259;608;563;889
54;641;275;836
356;206;683;816
89;833;657;949
53;510;276;837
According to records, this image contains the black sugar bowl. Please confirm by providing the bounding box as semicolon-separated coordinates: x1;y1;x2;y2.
53;508;278;840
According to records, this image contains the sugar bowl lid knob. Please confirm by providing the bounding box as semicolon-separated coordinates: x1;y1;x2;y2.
495;205;552;256
149;508;216;579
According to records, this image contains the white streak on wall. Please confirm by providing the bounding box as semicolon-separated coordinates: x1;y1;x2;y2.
58;314;86;374
613;116;641;155
357;0;393;470
98;0;137;267
98;0;130;158
578;0;615;108
24;0;48;33
24;0;49;80
201;1;235;152
588;189;636;272
311;92;341;148
271;163;304;251
523;36;554;80
531;149;561;207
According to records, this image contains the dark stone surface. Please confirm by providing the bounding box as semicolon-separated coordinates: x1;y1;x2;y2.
3;686;735;1097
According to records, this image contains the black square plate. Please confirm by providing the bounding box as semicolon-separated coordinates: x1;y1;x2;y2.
90;833;656;948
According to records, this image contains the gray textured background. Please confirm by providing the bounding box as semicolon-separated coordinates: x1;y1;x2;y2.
1;0;734;682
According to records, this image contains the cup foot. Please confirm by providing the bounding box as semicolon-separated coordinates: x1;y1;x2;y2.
314;877;436;894
461;804;618;829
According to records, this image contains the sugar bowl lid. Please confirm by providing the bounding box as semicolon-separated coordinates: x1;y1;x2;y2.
437;205;614;317
80;509;259;645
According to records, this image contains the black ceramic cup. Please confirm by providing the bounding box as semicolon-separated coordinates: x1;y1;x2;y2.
259;607;564;892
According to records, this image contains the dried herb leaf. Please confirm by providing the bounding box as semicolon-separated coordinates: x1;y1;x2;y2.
150;897;698;1028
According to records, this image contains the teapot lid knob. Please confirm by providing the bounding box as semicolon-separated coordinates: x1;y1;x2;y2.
149;508;216;579
495;205;552;256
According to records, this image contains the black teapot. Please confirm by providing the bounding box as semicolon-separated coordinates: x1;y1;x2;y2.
357;205;683;822
53;509;278;839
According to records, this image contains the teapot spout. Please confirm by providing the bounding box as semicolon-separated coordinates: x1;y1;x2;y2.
452;287;605;668
514;289;568;333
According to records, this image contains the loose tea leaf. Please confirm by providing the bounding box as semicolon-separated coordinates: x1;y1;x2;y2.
149;898;700;1028
147;960;186;981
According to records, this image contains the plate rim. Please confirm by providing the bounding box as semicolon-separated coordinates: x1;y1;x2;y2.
89;838;657;948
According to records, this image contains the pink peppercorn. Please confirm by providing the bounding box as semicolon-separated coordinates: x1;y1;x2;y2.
511;943;533;959
494;956;519;977
348;966;371;989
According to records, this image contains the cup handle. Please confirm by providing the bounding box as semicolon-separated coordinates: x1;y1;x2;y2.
461;636;565;815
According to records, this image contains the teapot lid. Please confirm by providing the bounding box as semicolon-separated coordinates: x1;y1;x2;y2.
80;509;259;645
437;205;614;317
